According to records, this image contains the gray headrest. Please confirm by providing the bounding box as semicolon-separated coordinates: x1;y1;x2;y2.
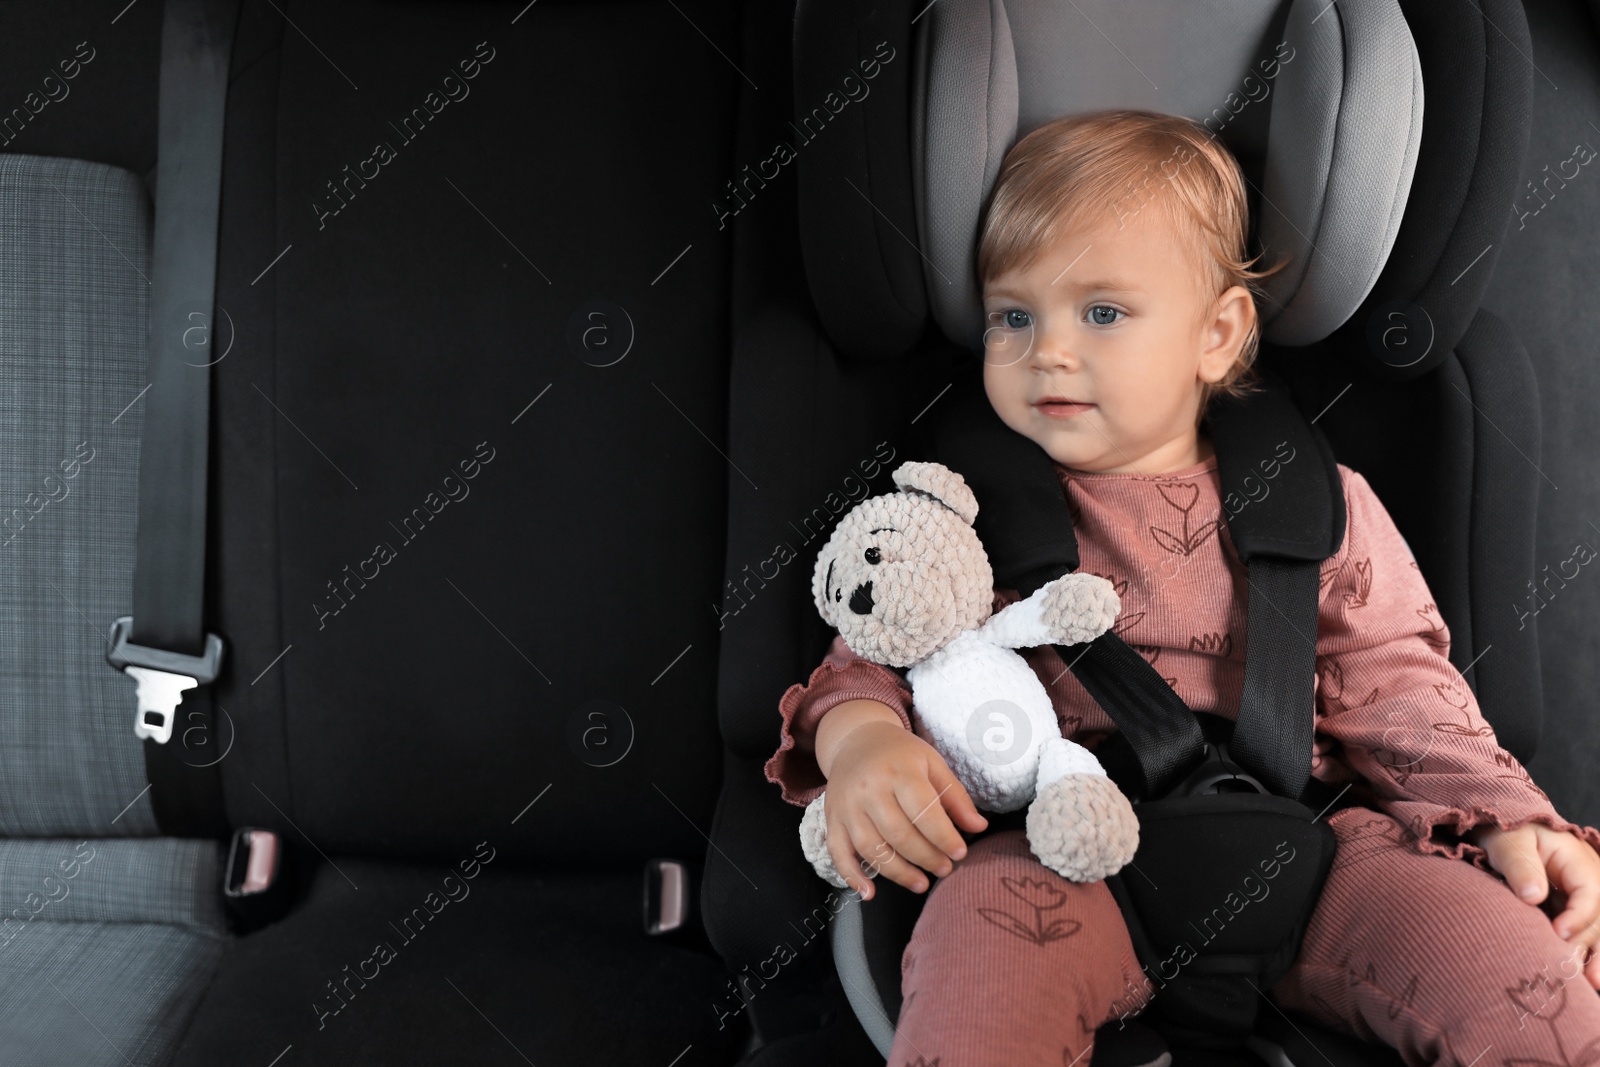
911;0;1423;353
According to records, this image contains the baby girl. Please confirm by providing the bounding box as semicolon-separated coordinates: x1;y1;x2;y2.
766;109;1600;1065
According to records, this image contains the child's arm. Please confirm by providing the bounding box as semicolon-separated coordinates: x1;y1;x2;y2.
1310;465;1600;863
1312;465;1600;982
764;633;914;808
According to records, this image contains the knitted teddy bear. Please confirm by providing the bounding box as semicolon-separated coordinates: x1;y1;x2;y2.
798;460;1139;886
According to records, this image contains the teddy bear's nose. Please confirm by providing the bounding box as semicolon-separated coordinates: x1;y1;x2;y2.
848;581;874;615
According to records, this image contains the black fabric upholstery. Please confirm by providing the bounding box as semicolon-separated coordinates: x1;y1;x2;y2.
1446;311;1545;758
171;851;744;1065
208;0;735;866
706;293;961;1049
713;307;956;760
1483;0;1600;848
1270;308;1544;760
0;2;161;175
172;0;775;1055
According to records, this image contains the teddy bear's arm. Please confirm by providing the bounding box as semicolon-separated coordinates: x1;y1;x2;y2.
978;573;1120;650
976;584;1057;649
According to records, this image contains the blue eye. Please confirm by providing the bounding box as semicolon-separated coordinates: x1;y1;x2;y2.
1088;305;1123;326
997;308;1031;330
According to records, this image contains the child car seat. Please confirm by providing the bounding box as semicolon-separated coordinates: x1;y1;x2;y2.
703;0;1548;1063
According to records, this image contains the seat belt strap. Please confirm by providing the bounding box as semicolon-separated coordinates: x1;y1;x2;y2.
1202;369;1345;801
104;0;239;834
128;0;237;657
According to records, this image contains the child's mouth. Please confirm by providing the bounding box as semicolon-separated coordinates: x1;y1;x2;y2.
1035;401;1095;418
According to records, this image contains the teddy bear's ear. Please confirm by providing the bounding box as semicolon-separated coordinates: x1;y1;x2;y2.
811;546;836;626
891;461;979;526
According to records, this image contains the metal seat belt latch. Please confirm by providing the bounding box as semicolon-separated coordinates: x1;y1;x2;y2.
105;615;225;744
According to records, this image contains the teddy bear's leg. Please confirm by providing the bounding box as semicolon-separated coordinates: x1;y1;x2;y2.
1025;737;1140;883
1035;733;1108;787
799;791;861;890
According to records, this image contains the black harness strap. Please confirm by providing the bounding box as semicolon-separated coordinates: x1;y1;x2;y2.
1055;633;1209;799
1233;558;1322;801
1205;379;1346;801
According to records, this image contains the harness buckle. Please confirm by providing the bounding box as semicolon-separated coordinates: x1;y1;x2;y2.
105;615;225;744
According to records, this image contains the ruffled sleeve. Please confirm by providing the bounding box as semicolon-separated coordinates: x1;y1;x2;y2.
1312;465;1600;873
763;634;914;808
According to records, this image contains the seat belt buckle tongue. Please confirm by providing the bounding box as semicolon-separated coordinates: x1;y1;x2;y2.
224;828;280;897
222;828;293;933
105;615;225;745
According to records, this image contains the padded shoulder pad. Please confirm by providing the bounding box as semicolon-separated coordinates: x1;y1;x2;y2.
1206;370;1346;564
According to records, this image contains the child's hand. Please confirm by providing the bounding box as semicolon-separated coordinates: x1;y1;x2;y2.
1469;823;1600;987
824;720;989;900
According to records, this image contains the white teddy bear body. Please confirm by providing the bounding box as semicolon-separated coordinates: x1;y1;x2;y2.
906;587;1108;814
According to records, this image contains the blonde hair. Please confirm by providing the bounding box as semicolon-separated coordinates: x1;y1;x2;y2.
975;109;1289;419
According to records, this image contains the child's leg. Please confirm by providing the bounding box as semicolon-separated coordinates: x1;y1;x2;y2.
1271;807;1600;1065
889;829;1153;1067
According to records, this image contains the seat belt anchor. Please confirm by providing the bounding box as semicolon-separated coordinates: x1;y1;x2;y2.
105;615;225;745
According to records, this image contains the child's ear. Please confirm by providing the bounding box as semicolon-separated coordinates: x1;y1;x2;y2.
1200;285;1254;382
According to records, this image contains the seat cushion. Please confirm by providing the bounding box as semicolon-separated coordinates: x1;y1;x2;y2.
0;837;228;1066
0;922;226;1066
170;850;745;1065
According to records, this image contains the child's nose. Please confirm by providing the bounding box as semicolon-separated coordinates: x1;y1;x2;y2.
1029;335;1079;370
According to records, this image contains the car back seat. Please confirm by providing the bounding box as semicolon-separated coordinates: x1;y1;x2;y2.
0;5;230;1060
0;0;781;1062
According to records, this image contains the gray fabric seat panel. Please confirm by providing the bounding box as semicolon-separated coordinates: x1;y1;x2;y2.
0;920;225;1067
0;156;233;1066
0;153;158;836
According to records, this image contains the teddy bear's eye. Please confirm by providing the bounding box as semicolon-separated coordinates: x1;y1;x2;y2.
864;547;881;565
